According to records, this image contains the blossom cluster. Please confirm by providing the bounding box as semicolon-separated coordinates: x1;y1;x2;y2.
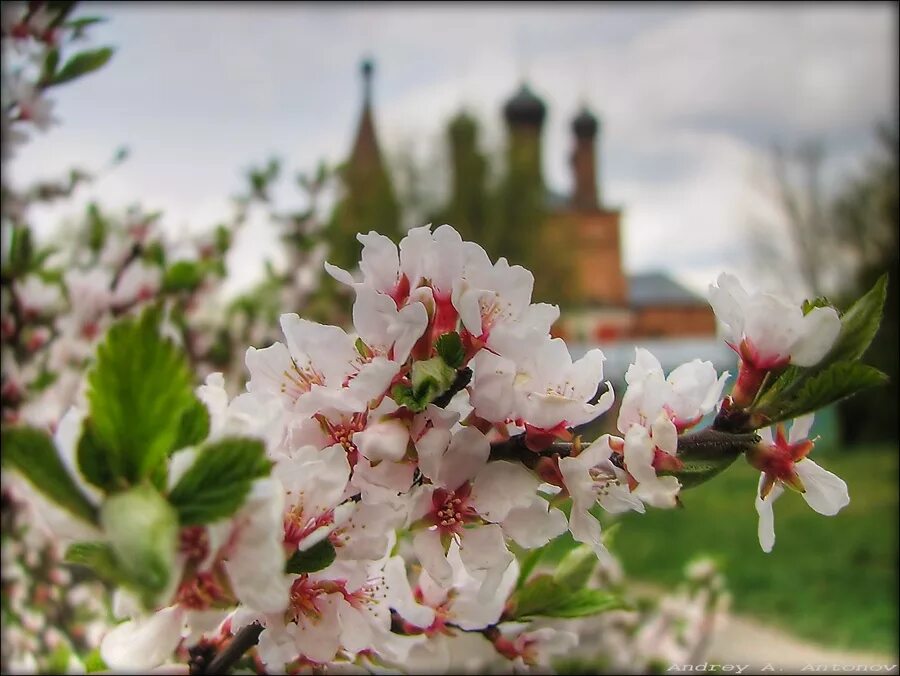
80;223;854;672
3;219;877;673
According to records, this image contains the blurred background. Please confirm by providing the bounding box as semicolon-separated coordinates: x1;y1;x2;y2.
3;1;898;672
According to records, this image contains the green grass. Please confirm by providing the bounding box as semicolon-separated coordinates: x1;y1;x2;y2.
607;445;899;655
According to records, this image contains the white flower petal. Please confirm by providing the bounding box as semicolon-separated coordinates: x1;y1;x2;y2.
100;607;185;671
796;459;849;516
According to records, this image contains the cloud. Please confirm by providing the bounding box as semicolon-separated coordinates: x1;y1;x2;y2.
6;3;895;298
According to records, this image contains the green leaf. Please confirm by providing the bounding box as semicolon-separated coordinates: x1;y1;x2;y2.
101;483;178;603
163;260;203;292
65;16;107;30
285;539;337;574
86;202;106;252
541;589;627;618
65;541;126;583
509;574;626;620
168;437;271;525
76;420;122;492
1;426;98;525
83;649;108;673
174;397;210;450
802;296;833;315
516;547;546;590
39;48;60;85
50;47;115;86
410;357;456;405
46;644;72;674
391;384;426;413
827;274;888;364
84;305;196;485
509;574;561;619
553;545;598;592
434;332;465;368
765;362;888;426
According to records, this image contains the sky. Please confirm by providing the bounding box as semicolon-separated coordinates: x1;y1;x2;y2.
8;1;898;300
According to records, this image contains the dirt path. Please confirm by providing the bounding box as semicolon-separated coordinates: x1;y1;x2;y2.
705;612;898;674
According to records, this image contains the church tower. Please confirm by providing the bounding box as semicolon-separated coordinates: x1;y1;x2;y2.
327;59;401;271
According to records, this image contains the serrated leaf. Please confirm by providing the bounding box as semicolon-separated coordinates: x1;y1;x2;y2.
766;362;888;426
285;539;337;574
802;296;833;315
50;47;114;86
84;305;196;485
391;383;427;413
827;274;887;364
411;357;456;404
553;544;598;592
65;541;125;583
541;589;627;618
1;426;98;525
174;397;210;450
76;420;122;492
168;437;271;525
510;574;561;619
434;332;465;368
510;573;625;620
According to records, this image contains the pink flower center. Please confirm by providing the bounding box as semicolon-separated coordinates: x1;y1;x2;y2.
430;484;478;535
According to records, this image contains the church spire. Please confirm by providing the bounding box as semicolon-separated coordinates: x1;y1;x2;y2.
349;57;384;170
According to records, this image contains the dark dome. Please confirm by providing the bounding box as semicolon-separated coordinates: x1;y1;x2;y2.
503;83;546;127
572;107;598;137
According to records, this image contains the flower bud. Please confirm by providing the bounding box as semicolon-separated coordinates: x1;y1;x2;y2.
101;482;179;605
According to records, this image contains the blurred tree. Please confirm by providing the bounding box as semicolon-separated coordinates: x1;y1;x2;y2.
833;125;898;444
750;126;898;443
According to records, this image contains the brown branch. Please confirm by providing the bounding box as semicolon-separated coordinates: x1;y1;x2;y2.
196;622;263;675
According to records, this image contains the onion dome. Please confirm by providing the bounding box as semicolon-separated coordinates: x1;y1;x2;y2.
572;106;598;137
503;83;546;127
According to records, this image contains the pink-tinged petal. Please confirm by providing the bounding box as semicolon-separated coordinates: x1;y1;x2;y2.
392;301;429;364
399;225;433;288
755;473;784;553
470;461;539;522
224;479;290;614
651;414;678;455
788;413;816;444
100;606;185;671
293;596;343;663
413;529;453;587
795;459;849;516
623;425;657;485
383;556;436;629
256;621;303;670
336;599;373;655
632;475;681;509
568;501;605;553
245;343;293;400
280;314;357;384
458;525;514;601
354;418;410;462
502;499;568;549
743;295;802;364
440;427;490;489
625;348;664;385
791;306;841;367
324;261;355;287
358;231;401;293
708;273;747;344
